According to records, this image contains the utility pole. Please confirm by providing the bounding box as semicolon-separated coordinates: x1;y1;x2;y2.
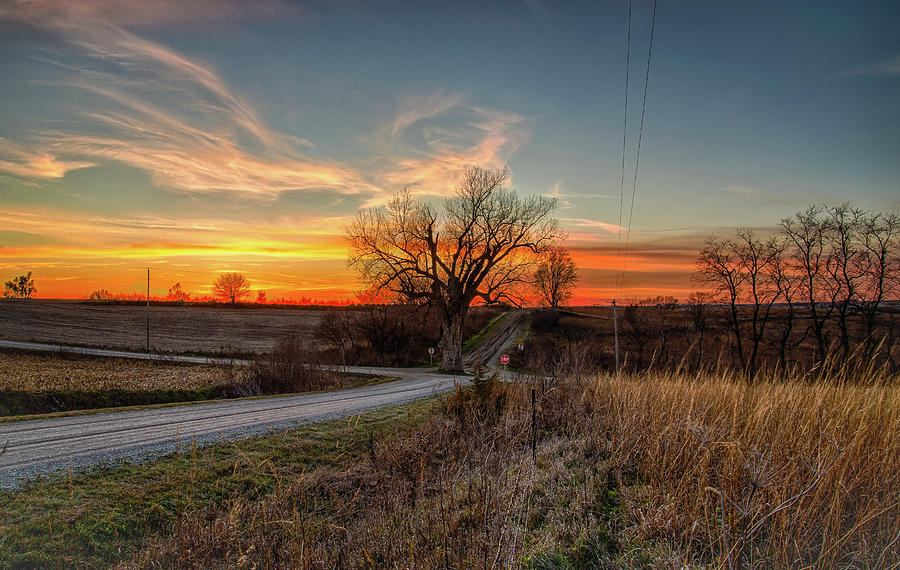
612;299;620;373
146;268;150;353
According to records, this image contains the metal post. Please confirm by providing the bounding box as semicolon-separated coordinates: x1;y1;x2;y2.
146;268;150;353
531;387;537;462
612;299;620;373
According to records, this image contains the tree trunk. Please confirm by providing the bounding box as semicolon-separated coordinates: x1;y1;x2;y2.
438;311;465;372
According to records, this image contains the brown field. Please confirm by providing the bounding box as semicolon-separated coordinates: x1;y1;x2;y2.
0;352;231;392
0;299;339;354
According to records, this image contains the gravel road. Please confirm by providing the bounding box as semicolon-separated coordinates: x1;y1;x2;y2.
0;366;462;488
0;310;528;489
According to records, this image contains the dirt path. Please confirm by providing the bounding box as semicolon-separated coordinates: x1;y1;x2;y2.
464;310;529;368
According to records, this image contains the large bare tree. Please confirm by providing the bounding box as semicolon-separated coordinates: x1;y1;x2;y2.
533;246;578;308
348;167;561;372
213;272;251;304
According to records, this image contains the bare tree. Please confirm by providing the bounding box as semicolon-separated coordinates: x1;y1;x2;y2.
735;230;783;376
688;291;710;370
256;290;267;304
315;311;358;366
533;246;578;308
347;167;561;372
3;272;36;298
858;211;899;354
770;244;803;370
695;236;748;371
695;230;782;376
213;273;251;304
167;282;190;302
823;204;867;357
780;206;835;364
623;300;653;370
89;289;113;301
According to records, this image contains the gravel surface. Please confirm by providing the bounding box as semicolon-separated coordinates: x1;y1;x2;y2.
0;366;463;489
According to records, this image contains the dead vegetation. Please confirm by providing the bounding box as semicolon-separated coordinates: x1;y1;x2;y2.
0;352;228;392
127;366;899;568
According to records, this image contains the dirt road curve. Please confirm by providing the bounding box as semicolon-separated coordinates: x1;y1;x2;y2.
0;311;526;488
0;366;462;488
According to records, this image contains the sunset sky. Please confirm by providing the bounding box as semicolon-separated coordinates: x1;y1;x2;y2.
1;1;898;304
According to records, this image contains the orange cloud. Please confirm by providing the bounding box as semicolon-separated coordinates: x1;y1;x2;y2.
370;100;530;205
0;138;94;179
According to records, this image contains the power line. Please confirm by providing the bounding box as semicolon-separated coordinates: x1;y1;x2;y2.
618;0;658;292
615;0;633;296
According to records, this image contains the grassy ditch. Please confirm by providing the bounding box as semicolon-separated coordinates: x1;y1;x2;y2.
0;397;439;567
3;367;897;568
461;310;509;354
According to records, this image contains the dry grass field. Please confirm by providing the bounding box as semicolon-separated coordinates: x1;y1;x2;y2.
138;369;897;568
1;367;897;566
0;299;338;354
0;352;230;392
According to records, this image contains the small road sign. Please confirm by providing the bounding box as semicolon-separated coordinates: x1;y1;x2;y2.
500;354;510;365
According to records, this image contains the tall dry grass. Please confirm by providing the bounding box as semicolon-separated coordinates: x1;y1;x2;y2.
132;367;899;568
586;372;900;567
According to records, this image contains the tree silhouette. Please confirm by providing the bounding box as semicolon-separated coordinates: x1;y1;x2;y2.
348;167;561;372
213;273;251;304
533;246;578;308
3;272;36;298
89;289;113;301
167;282;190;302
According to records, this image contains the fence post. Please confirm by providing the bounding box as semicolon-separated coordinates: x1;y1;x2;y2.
531;387;537;463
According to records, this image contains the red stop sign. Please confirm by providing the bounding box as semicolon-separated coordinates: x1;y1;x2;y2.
500;354;510;364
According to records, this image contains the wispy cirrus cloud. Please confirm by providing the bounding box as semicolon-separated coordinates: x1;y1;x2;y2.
1;2;378;199
372;98;530;203
523;0;550;24
561;218;624;234
390;91;466;137
1;1;533;206
545;181;615;208
0;137;94;179
722;184;763;198
846;53;900;77
0;0;293;30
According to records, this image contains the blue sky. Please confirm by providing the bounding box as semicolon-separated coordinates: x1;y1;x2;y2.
0;0;897;301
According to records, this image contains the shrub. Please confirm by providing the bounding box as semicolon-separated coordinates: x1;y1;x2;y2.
242;335;331;394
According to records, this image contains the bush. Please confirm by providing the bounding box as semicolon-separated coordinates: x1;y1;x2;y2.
446;360;507;428
241;335;331;395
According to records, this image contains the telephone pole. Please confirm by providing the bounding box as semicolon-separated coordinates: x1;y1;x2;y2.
146;268;150;354
612;299;620;373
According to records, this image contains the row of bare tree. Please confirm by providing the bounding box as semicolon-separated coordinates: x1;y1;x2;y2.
695;203;898;375
85;273;264;304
